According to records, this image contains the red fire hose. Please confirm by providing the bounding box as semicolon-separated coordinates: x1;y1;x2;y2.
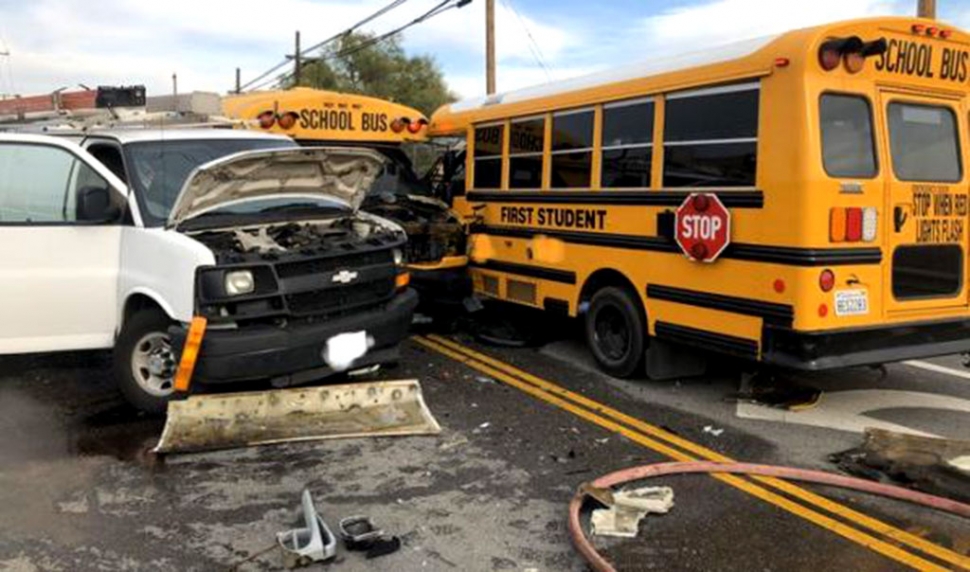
568;461;970;572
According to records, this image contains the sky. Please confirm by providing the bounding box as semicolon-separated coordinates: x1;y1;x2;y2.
1;0;969;103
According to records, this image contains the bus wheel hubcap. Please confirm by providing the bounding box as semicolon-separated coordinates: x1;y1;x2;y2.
596;306;630;361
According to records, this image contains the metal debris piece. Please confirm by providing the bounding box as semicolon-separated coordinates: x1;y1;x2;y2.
154;379;441;454
590;486;675;538
948;455;970;475
833;428;970;503
339;516;384;551
277;489;337;569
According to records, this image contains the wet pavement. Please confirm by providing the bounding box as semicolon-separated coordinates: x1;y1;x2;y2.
0;308;968;571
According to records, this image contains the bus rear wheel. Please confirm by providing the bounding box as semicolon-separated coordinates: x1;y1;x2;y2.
585;287;645;378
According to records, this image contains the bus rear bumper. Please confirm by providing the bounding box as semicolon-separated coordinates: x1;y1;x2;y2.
762;319;970;371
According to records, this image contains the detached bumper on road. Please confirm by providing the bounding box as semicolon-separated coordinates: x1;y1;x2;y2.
171;289;418;385
763;318;970;370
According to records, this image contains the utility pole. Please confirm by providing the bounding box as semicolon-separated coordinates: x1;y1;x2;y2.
294;31;302;87
235;68;241;94
172;73;178;98
486;0;496;94
918;0;936;19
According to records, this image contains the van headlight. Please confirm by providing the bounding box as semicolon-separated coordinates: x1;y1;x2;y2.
392;248;405;267
225;270;255;296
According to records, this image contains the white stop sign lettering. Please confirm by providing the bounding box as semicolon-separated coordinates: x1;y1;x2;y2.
680;215;722;240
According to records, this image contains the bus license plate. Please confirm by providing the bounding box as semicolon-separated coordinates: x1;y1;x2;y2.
834;290;868;317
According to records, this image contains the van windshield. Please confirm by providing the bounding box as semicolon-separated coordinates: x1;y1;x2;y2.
125;138;296;226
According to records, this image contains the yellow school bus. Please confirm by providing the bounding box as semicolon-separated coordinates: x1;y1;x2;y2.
429;17;970;378
225;88;470;308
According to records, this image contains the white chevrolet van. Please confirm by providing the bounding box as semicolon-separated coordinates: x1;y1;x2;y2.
0;131;417;413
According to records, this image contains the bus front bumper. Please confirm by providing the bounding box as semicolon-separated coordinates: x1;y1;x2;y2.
762;318;970;371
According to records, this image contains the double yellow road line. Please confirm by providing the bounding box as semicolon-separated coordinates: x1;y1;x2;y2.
413;334;970;571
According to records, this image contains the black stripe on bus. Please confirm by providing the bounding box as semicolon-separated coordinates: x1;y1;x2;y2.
466;190;764;208
723;244;882;266
471;260;577;285
646;284;794;327
474;225;882;266
476;224;678;252
654;321;759;360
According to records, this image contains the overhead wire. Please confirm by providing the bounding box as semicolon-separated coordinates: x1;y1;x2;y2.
500;0;552;81
238;0;412;92
268;0;467;90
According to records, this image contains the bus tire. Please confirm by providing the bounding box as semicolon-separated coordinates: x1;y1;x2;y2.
113;308;178;415
585;287;645;378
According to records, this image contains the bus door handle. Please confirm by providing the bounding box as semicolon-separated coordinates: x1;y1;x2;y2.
893;205;909;233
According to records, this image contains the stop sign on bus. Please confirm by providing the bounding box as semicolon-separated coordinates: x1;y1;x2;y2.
675;193;731;262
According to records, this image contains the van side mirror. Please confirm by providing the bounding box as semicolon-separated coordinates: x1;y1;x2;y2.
77;186;121;223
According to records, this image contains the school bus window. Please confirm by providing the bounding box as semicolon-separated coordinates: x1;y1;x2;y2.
474;123;504;189
601;99;654;188
888;103;962;183
663;84;759;188
509;117;545;189
820;94;877;178
551;109;594;188
893;244;963;300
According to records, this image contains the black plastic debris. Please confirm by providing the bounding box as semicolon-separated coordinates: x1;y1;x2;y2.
365;536;402;559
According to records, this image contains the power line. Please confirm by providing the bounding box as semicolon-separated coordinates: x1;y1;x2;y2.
270;0;472;90
500;0;552;81
239;0;412;91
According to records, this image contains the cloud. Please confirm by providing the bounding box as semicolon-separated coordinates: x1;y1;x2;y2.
0;0;491;95
638;0;905;53
0;0;965;104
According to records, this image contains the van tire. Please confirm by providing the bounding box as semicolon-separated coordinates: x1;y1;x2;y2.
114;309;178;415
585;287;645;378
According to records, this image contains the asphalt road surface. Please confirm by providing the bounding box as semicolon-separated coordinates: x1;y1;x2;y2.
1;307;968;571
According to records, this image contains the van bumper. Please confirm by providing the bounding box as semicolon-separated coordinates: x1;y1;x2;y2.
762;318;970;370
171;289;418;385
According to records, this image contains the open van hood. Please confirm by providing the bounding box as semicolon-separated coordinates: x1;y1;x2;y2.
168;147;385;228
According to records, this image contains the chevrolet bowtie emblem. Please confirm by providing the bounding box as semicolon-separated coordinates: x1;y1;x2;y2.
332;270;359;284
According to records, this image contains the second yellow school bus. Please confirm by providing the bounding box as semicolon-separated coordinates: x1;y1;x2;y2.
224;88;471;307
430;17;970;378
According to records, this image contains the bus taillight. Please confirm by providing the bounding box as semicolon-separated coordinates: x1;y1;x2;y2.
820;269;836;292
830;207;877;243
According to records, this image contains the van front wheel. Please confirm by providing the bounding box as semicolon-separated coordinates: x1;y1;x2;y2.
114;309;178;415
585;287;645;378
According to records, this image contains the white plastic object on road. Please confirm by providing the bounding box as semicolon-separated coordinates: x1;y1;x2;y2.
590;486;675;538
277;489;337;569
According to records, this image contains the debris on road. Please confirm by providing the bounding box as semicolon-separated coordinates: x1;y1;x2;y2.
154;379;441;454
277;489;337;569
737;371;822;411
365;536;402;559
832;428;970;503
570;461;970;572
339;515;384;551
590;486;675;538
702;425;724;437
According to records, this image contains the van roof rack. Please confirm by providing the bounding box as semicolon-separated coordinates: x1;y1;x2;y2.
0;85;249;132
